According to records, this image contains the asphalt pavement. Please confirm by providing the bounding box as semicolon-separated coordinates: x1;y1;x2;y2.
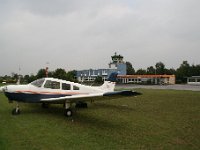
116;84;200;91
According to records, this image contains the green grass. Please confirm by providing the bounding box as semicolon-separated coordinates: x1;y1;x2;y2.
0;89;200;150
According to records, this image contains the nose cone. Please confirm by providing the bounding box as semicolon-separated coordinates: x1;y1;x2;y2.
4;85;13;93
3;85;28;101
4;85;27;93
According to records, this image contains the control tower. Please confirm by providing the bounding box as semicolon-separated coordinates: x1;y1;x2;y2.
109;52;124;68
109;52;126;75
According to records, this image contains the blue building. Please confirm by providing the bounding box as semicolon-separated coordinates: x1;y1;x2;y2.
76;53;127;82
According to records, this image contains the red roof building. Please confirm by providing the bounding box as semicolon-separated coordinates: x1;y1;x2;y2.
117;74;175;85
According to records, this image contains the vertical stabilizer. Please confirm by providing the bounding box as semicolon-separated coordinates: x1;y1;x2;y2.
107;72;118;82
100;72;118;92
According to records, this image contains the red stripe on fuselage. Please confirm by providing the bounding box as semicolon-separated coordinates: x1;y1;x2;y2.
15;90;89;95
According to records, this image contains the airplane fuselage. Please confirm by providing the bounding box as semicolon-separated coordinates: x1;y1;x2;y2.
3;78;106;103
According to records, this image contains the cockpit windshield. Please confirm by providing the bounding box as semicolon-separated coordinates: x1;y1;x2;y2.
31;78;45;87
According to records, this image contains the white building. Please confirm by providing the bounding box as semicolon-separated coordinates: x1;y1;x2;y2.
187;76;200;85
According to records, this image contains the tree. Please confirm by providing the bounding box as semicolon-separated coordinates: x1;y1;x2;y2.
23;75;30;83
155;62;165;75
11;72;18;79
190;64;200;76
176;61;191;83
136;69;146;75
165;68;176;75
126;62;135;75
94;76;103;84
66;70;77;82
53;68;67;80
48;71;54;77
37;69;46;79
147;66;156;75
29;75;37;83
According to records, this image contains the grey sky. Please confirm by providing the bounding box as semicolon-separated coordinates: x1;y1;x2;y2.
0;0;200;75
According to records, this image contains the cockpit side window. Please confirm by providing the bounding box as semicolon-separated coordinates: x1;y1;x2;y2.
73;85;80;90
44;80;60;89
62;83;71;90
31;78;45;87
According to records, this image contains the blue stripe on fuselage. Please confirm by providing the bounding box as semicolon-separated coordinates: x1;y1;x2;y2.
4;92;71;103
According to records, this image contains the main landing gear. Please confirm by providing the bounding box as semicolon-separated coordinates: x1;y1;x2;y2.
64;101;72;117
64;101;88;117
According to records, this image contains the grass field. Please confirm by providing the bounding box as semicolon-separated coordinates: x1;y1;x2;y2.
0;89;199;150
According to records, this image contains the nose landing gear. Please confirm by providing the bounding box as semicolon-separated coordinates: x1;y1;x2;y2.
12;103;20;115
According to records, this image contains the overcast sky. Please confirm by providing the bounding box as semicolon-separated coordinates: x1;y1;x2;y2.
0;0;200;75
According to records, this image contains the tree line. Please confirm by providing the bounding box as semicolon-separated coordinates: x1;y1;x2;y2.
126;60;200;83
0;68;77;84
0;60;200;84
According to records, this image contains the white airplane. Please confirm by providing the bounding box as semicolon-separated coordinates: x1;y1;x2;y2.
1;73;141;117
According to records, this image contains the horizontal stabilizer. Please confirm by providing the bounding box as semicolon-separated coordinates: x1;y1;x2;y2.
103;90;142;96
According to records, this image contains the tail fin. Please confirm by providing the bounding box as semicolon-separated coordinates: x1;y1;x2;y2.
99;72;118;92
107;72;118;82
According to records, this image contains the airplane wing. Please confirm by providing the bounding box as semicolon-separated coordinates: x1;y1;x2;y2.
40;90;141;103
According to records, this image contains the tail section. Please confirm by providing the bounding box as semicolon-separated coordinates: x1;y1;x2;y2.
100;81;116;92
107;72;118;82
99;72;118;92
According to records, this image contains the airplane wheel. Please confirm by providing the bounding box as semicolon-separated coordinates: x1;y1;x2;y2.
64;109;72;117
12;108;21;115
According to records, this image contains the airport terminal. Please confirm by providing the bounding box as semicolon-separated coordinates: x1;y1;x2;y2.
76;53;127;82
76;53;176;85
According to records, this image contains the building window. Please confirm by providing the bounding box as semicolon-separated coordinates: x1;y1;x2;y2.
189;79;195;82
